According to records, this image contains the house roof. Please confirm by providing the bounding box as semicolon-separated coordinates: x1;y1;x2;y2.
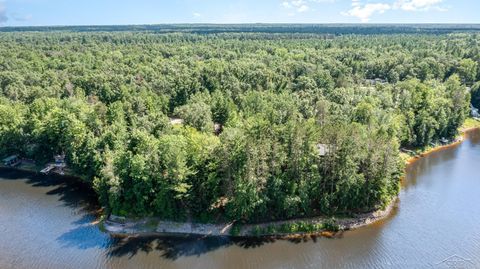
3;155;18;162
317;144;331;156
169;118;184;125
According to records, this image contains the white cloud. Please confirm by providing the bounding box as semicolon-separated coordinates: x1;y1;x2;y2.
282;0;309;13
343;2;391;22
193;12;202;18
343;0;446;22
297;4;310;12
394;0;443;11
281;0;335;14
282;1;291;8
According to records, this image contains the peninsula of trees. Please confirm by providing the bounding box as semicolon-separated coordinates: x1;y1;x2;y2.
0;26;476;223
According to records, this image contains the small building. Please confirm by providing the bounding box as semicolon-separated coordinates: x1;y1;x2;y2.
365;78;387;86
471;105;480;118
3;155;21;167
169;118;184;125
54;154;66;168
317;144;332;157
41;154;66;175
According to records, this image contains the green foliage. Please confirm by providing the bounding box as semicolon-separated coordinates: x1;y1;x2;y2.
0;31;476;224
471;82;480;108
0;100;27;156
175;101;213;132
458;59;478;85
230;223;242;236
322;218;340;232
250;221;325;236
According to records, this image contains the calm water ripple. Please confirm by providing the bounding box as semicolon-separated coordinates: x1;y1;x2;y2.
0;129;479;269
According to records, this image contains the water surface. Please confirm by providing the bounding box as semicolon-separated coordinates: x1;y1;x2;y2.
1;130;479;269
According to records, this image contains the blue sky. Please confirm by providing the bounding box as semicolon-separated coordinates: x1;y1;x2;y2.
0;0;478;26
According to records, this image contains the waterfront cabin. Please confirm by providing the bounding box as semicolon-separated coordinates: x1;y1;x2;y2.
3;155;21;167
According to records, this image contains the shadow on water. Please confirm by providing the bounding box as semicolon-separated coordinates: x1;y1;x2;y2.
0;166;368;261
0;168;115;249
107;235;286;260
0;167;355;261
0;167;99;212
57;225;111;249
106;233;336;260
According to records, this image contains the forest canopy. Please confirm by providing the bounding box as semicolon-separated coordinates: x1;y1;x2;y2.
0;29;476;223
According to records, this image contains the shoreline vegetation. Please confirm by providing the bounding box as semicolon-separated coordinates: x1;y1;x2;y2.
1;30;479;239
102;200;396;238
401;119;480;165
0;160;396;238
103;125;479;238
4;126;477;238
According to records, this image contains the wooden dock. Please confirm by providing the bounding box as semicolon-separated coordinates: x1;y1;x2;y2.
40;165;55;174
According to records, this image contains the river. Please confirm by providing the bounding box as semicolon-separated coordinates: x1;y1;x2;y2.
0;129;479;269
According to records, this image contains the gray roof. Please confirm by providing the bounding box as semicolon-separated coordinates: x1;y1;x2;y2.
317;144;331;156
3;155;18;162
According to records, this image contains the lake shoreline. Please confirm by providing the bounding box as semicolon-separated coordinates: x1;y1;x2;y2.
103;127;480;238
103;198;397;238
3;127;478;239
404;126;479;165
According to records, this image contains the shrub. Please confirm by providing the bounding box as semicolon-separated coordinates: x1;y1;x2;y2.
323;218;340;232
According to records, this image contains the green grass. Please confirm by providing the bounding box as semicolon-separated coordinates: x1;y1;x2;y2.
461;118;480;131
249;218;339;236
229;223;242;236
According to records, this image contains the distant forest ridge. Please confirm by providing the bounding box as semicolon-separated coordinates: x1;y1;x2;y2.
2;24;480;34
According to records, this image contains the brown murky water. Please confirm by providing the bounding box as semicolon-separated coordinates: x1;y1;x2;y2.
1;130;479;269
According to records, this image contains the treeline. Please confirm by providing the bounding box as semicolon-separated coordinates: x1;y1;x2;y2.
0;32;475;223
2;24;480;35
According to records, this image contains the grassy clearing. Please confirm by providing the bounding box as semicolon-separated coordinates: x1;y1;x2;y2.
461;118;480;132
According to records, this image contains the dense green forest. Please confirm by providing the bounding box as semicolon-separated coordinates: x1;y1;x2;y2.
0;28;477;223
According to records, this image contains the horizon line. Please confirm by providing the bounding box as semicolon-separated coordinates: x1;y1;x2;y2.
2;22;480;28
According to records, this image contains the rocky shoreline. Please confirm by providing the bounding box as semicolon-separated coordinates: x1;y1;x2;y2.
5;127;477;239
104;128;479;238
0;160;397;238
103;199;397;238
